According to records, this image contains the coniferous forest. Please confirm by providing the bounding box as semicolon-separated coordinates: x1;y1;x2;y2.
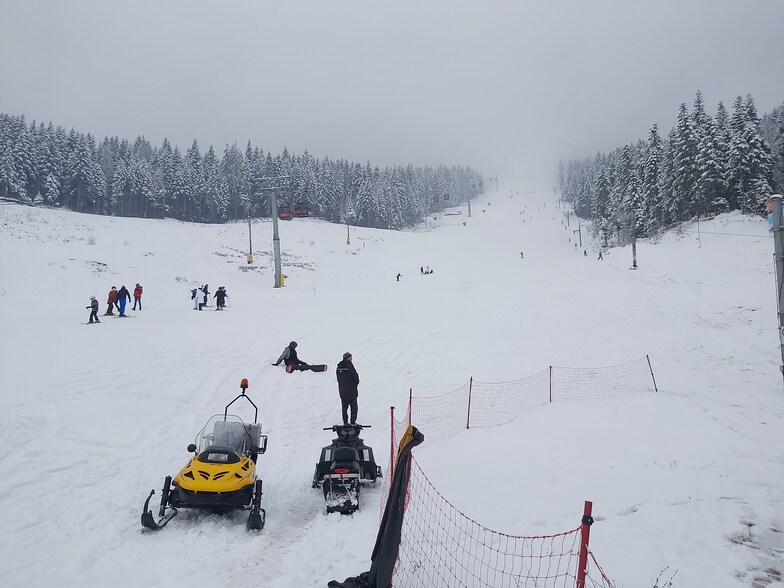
0;113;483;229
559;93;784;245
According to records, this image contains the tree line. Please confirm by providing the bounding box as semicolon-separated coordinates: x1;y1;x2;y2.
558;92;784;245
0;113;483;229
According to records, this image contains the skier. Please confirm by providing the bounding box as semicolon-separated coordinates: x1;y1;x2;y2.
520;251;524;259
191;288;199;310
336;352;360;425
105;286;118;315
86;296;100;324
396;273;401;282
133;283;143;310
420;266;424;275
117;285;131;316
214;286;228;309
584;250;587;257
202;284;210;308
273;341;307;368
598;251;604;261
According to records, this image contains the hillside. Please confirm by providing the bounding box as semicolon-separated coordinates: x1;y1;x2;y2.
0;191;782;587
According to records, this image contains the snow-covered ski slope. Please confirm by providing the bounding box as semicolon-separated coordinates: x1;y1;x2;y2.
0;190;782;588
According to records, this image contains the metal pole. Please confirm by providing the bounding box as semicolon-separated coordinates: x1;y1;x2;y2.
646;355;659;393
576;500;594;588
389;406;395;478
247;206;253;264
271;191;282;288
771;195;784;380
466;377;473;429
549;366;552;402
467;198;472;218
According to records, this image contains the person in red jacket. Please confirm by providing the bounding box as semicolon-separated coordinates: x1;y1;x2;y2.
105;286;117;316
133;283;143;310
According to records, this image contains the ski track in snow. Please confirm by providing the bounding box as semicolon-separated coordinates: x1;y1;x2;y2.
1;193;783;587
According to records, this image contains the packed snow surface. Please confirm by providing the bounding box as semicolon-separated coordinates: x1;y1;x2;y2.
0;191;782;587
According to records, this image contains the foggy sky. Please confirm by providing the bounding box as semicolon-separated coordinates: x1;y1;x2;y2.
1;0;782;187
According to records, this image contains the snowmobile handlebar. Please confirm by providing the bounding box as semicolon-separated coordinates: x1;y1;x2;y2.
323;424;370;431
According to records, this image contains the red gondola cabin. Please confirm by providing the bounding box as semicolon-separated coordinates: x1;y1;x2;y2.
278;205;292;220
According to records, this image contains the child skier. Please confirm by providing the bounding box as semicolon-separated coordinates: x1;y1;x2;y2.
87;296;100;323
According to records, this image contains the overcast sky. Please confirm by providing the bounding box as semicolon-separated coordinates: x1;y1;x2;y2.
1;0;782;187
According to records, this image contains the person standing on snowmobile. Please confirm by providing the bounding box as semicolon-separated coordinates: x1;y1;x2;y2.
336;352;359;425
117;285;131;316
133;283;143;310
273;341;306;367
105;286;118;315
87;296;100;323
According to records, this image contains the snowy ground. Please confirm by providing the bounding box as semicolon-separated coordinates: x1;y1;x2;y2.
0;190;782;588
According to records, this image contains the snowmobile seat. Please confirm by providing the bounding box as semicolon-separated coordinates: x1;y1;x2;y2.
329;446;360;474
197;446;241;464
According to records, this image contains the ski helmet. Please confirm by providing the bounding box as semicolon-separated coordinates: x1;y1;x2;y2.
289;341;297;349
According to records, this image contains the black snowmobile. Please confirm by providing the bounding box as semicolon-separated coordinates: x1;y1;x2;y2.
312;424;382;514
141;378;268;531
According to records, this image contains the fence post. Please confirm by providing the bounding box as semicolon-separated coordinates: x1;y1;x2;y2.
576;500;594;588
549;366;553;402
408;388;412;427
466;377;473;429
646;355;659;392
390;406;395;479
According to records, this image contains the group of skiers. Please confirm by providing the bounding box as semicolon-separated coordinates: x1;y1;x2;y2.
191;284;229;310
419;265;434;275
86;282;232;323
87;284;143;323
273;341;361;425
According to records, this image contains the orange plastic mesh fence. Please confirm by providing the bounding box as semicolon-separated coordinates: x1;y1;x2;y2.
389;457;614;588
550;358;655;402
468;368;550;428
375;359;651;587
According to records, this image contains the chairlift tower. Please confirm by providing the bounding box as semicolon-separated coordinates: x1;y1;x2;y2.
257;175;290;288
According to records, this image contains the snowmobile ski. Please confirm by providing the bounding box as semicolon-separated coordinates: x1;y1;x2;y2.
141;483;178;530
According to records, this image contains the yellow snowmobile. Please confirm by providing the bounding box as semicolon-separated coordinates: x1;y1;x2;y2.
141;378;268;531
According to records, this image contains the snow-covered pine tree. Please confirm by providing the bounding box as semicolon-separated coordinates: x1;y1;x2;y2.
696;114;728;214
670;103;698;221
642;124;663;233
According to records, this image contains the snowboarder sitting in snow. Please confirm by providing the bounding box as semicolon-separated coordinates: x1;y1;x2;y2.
214;286;228;310
87;296;100;323
336;352;359;425
273;341;307;368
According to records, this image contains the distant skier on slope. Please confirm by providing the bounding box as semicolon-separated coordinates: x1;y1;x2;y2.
214;286;228;310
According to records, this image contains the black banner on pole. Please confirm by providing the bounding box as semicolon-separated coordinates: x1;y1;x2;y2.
327;426;424;588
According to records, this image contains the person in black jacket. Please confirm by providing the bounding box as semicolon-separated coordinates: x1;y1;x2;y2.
336;352;359;425
273;341;305;367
